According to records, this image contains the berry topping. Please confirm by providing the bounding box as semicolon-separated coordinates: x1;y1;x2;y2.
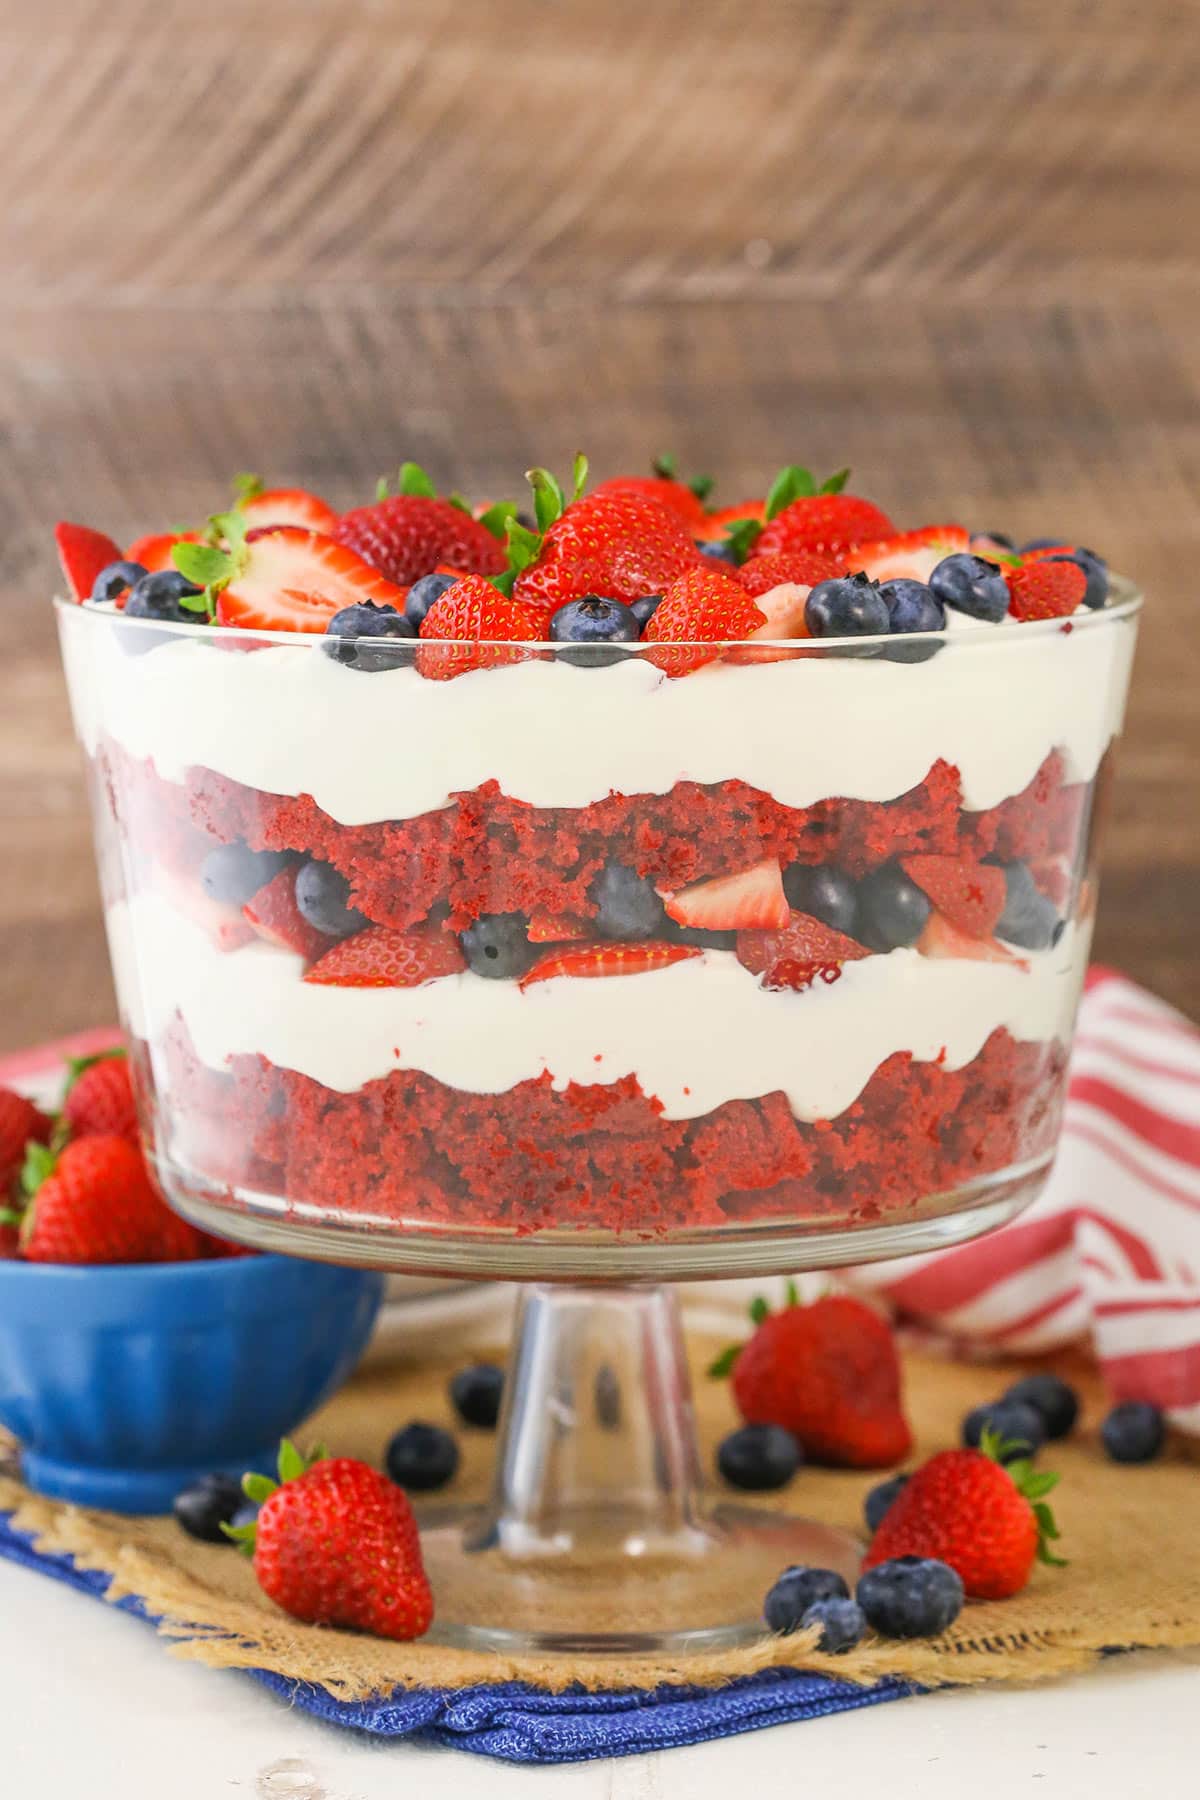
54;522;123;602
590;861;669;940
334;466;506;587
1028;545;1109;610
804;573;890;639
642;566;766;676
384;1421;460;1492
802;1596;867;1654
460;911;539;981
763;1565;850;1633
962;1399;1046;1461
928;552;1011;622
450;1362;505;1428
864;1472;910;1534
125;569;203;624
717;1423;802;1491
520;941;701;988
694;538;741;566
89;559;147;606
852;526;971;586
512;468;703;614
295;859;368;939
62;1050;138;1146
417;575;545;681
404;570;460;630
900;854;1006;941
717;1291;911;1468
630;592;664;628
203;525;407;633
242;869;329;962
323;600;414;672
737;551;842;597
879;578;946;663
304;926;466;988
664;858;789;933
232;1442;433;1641
1002;1373;1079;1440
235;479;337;536
548;595;641;666
1101;1400;1165;1464
995;861;1061;950
782;864;859;937
754;468;894;559
200;840;294;907
856;862;932;951
592;455;714;531
856;1556;964;1637
174;1473;244;1544
1007;557;1088;621
735;910;870;992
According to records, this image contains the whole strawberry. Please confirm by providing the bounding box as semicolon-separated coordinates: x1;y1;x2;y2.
0;1085;53;1191
417;574;545;680
514;486;701;612
643;566;766;676
863;1431;1063;1599
1007;558;1087;622
20;1135;166;1265
592;454;713;532
751;463;893;560
230;1441;433;1641
714;1289;911;1467
334;463;506;586
62;1049;139;1146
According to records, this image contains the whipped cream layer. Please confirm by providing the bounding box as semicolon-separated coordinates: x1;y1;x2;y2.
108;891;1090;1124
60;603;1137;825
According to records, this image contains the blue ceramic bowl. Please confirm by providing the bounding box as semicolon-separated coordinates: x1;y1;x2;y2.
0;1255;384;1513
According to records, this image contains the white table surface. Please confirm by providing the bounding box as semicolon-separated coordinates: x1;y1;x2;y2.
5;1553;1198;1798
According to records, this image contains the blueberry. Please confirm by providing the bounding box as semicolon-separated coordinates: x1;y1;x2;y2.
763;1565;850;1632
1043;548;1109;610
783;864;859;936
1101;1400;1165;1464
801;1596;866;1654
591;862;668;940
995;862;1059;951
295;858;367;938
1020;537;1064;553
403;571;460;631
978;530;1014;549
879;578;946;663
856;863;931;951
200;840;293;907
173;1472;244;1543
450;1361;505;1428
864;1472;909;1534
459;913;538;980
857;1556;964;1638
1002;1373;1079;1441
694;537;740;566
385;1421;460;1492
630;593;664;630
125;569;203;624
929;553;1010;623
717;1423;801;1491
89;559;147;605
805;573;890;640
549;595;640;667
962;1399;1045;1461
324;600;414;672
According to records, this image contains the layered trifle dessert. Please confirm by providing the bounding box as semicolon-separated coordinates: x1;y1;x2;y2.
54;458;1138;1249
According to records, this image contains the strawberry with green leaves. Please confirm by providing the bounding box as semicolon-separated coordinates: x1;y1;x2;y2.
734;465;893;562
172;512;407;633
333;461;508;586
228;1441;434;1641
592;453;715;532
230;472;337;536
863;1428;1064;1599
417;573;546;679
61;1048;139;1146
20;1135;166;1265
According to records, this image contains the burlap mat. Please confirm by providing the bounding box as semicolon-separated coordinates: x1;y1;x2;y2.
2;1338;1198;1701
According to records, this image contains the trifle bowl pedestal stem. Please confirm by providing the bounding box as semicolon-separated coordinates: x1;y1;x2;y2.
414;1281;860;1654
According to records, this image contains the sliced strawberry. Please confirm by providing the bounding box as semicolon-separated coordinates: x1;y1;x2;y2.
849;525;969;585
708;500;766;532
243;869;328;962
527;910;592;943
1007;558;1087;622
417;574;545;681
520;942;701;988
664;858;789;931
917;911;1029;968
900;854;1006;941
756;492;895;560
736;911;871;992
124;531;203;574
159;868;255;951
1021;543;1075;563
54;522;122;601
642;567;765;677
305;926;466;988
239;487;337;535
216;528;406;632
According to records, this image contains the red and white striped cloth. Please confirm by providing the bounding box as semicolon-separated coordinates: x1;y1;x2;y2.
851;967;1200;1434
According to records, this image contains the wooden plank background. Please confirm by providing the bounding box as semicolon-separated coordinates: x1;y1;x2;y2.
3;0;1198;1049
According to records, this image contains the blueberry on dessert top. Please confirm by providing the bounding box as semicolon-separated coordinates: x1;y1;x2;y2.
323;600;414;672
549;595;640;667
404;571;460;631
928;553;1010;622
805;573;891;639
694;538;740;565
630;593;664;628
125;569;203;624
89;560;147;604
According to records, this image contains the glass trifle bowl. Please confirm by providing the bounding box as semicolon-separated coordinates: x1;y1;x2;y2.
55;522;1140;1652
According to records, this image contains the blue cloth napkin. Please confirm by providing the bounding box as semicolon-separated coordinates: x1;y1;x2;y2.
0;1510;913;1762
